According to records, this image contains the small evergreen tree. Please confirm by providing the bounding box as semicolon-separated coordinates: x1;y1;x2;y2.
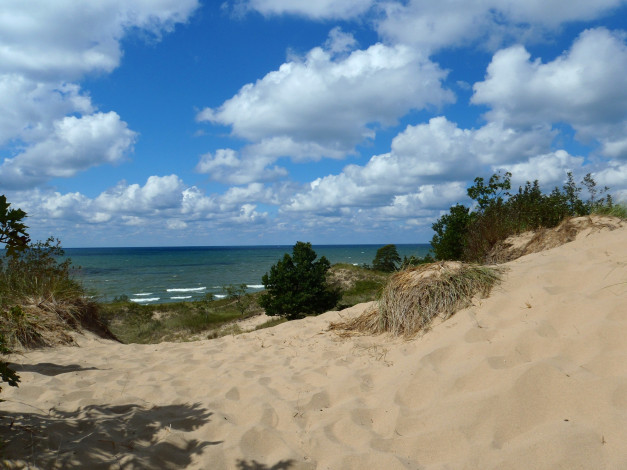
259;242;340;320
372;244;401;272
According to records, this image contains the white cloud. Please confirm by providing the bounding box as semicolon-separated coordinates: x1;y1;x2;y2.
235;0;374;19
0;0;199;190
377;0;626;51
492;150;585;189
195;148;287;185
472;28;627;157
0;113;136;189
198;40;453;160
0;0;199;79
0;76;93;146
11;174;276;237
284;116;553;214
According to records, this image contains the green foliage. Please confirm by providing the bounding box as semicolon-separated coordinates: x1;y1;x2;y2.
222;284;254;315
259;242;341;320
431;204;472;260
99;293;265;344
401;253;435;269
0;237;83;307
372;244;401;272
0;195;30;258
431;172;619;263
466;171;512;211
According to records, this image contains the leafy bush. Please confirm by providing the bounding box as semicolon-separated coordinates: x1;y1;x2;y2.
259;242;340;320
431;172;619;263
372;244;401;272
431;204;472;261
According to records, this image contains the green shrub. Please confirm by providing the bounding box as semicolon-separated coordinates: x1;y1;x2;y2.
259;242;341;320
431;172;618;263
372;244;401;272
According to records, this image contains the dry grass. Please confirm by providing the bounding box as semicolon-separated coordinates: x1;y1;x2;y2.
331;262;504;338
486;215;624;263
0;297;114;350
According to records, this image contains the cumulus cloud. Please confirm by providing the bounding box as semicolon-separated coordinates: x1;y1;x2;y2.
198;40;454;160
472;28;627;157
492;150;585;189
284;117;554;214
195;148;288;185
0;112;137;189
377;0;626;51
0;0;199;190
12;174;273;239
234;0;374;19
0;0;199;80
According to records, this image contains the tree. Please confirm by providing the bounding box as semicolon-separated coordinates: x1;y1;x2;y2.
466;171;511;212
372;244;401;272
0;195;27;398
259;242;340;320
431;204;472;260
222;284;253;316
0;195;30;258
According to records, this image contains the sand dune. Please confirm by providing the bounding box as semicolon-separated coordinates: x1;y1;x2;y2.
2;223;627;469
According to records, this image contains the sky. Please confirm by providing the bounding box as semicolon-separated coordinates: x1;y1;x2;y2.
2;1;627;247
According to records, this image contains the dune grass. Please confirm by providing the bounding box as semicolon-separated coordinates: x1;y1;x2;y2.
331;262;503;337
0;239;111;349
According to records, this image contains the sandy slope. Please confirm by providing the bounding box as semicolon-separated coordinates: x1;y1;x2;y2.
2;224;627;469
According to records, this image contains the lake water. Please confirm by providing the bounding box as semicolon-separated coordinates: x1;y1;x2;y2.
65;244;431;304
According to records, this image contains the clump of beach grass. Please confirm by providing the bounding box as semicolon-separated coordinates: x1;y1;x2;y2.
331;261;504;337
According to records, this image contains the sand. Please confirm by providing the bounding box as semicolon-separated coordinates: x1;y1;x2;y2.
2;223;627;469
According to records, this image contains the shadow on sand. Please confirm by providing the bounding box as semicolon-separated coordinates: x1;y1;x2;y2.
0;401;216;469
236;460;296;470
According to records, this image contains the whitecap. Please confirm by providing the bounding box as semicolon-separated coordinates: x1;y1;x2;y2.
130;297;160;303
214;294;227;299
247;284;264;289
134;293;153;296
166;287;206;292
170;296;192;300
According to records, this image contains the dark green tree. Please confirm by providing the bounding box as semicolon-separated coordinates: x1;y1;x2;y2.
372;244;401;272
0;195;26;398
0;195;30;258
259;242;340;320
431;204;472;260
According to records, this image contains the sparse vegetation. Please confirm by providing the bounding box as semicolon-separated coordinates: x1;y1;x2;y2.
98;292;265;344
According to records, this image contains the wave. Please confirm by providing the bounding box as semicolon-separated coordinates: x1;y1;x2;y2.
133;293;153;296
170;296;192;300
214;294;227;299
247;284;264;289
166;287;206;292
130;297;160;303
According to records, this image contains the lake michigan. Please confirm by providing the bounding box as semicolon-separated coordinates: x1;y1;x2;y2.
65;244;431;304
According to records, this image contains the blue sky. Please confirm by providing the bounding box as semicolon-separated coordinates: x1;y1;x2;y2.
2;1;627;247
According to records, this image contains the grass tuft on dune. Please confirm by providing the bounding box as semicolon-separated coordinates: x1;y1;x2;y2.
331;262;503;337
